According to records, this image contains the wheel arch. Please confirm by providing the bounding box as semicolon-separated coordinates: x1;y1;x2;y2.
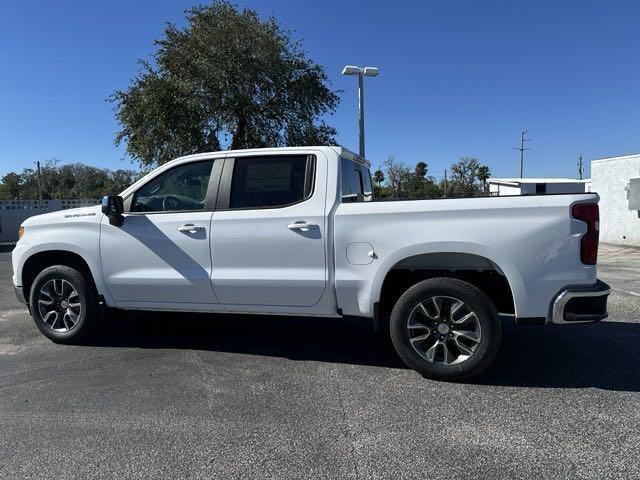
371;243;525;322
21;249;104;304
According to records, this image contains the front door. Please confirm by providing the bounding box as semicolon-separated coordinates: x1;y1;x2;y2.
100;159;219;306
210;153;327;306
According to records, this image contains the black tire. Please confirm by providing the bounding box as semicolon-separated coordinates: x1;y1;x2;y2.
390;277;501;381
29;265;99;344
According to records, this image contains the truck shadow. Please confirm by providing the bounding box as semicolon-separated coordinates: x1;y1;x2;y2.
94;312;404;369
478;320;640;391
92;314;640;392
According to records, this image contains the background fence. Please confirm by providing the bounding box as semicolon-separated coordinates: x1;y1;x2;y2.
0;199;100;242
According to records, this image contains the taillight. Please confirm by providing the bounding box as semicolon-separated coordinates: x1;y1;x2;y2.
572;203;599;265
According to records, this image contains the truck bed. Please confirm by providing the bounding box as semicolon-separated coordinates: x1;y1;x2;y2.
333;193;598;320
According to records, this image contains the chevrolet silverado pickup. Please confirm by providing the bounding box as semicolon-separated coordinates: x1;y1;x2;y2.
11;146;610;380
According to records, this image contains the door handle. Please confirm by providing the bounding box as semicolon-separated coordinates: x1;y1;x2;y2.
177;224;205;234
287;222;319;231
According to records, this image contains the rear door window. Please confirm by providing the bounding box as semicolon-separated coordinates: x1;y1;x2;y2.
229;155;314;209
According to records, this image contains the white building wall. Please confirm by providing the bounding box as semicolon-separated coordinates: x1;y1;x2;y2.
489;184;521;196
0;199;100;242
519;183;587;195
489;180;589;196
591;154;640;246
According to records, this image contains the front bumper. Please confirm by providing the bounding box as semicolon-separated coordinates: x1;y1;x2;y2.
14;286;27;305
549;279;610;325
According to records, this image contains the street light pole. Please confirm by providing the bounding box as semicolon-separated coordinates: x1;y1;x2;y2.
358;72;365;158
342;65;379;158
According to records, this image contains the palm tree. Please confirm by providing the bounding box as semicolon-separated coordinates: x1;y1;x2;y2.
415;161;427;178
477;165;491;194
373;169;385;186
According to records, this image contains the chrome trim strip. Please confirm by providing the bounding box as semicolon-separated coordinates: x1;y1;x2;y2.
550;285;610;325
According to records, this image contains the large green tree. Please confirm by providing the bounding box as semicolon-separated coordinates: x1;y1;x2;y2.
111;1;340;167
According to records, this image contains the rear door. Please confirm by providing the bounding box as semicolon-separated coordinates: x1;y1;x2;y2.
210;153;327;306
100;159;221;306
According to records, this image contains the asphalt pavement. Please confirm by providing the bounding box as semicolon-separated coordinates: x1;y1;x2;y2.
1;243;640;479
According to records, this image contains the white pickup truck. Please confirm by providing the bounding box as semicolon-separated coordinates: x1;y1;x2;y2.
12;146;609;380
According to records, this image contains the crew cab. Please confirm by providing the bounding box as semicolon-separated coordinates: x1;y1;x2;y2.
11;146;610;380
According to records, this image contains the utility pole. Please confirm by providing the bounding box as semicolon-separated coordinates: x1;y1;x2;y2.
36;161;43;202
443;169;448;198
514;130;531;178
577;154;584;180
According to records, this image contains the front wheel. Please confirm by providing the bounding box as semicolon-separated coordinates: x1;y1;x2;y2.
29;265;99;344
390;277;502;381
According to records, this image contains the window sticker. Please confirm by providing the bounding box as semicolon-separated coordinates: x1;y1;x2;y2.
245;162;292;192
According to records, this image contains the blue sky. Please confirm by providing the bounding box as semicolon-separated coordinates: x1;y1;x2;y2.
1;0;639;180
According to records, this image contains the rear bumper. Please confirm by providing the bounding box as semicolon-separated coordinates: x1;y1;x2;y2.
14;286;27;305
549;279;610;325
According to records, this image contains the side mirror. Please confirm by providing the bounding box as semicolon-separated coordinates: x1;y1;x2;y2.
101;195;124;226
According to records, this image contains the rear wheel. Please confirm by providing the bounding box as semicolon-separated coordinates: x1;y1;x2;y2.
390;277;501;381
29;265;99;344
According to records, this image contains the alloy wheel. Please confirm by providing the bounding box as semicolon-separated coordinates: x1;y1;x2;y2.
37;278;82;333
406;295;482;365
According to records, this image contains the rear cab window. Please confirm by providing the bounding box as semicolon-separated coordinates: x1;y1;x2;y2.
341;157;373;202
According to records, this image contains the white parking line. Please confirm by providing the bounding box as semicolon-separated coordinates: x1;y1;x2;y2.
613;288;640;297
0;309;27;319
0;344;21;355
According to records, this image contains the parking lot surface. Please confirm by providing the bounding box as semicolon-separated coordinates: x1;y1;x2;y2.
1;243;640;479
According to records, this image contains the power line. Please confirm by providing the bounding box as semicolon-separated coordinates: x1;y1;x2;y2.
514;130;532;178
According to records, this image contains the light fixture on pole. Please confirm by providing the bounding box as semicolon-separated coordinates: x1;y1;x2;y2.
342;65;379;158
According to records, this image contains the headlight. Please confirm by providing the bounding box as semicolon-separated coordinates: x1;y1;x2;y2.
18;226;24;240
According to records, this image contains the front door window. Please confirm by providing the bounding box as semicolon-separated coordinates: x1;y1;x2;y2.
132;161;214;212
